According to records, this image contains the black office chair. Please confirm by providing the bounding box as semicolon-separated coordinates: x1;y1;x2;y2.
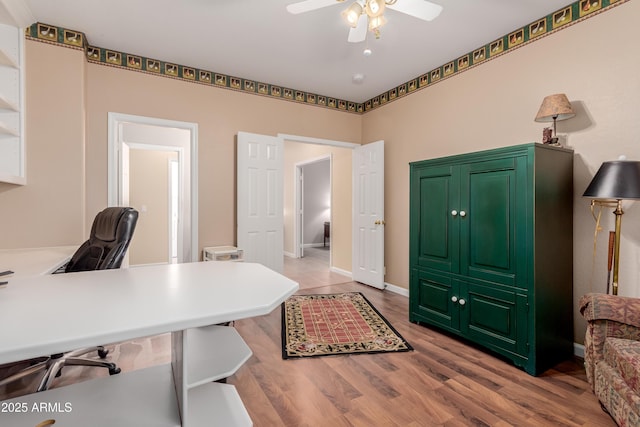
0;207;138;392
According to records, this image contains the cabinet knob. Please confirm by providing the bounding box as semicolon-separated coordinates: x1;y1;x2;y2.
459;211;467;217
459;298;466;306
451;210;458;216
451;296;458;303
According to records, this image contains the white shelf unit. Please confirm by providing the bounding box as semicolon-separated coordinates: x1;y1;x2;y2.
173;325;253;426
0;260;299;427
0;364;182;427
0;21;25;185
1;326;254;427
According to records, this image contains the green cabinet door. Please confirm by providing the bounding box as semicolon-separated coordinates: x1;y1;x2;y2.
411;156;527;286
459;156;528;287
409;165;459;273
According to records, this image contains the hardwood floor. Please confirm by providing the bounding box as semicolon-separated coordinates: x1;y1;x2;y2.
0;256;614;426
231;280;613;426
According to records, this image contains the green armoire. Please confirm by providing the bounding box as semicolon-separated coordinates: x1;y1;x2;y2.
409;143;573;375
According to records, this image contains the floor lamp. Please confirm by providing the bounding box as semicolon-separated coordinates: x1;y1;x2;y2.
583;160;640;295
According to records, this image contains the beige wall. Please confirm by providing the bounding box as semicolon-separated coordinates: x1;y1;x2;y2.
128;149;177;265
283;141;353;272
0;39;361;260
1;2;638;343
362;1;640;342
83;64;361;260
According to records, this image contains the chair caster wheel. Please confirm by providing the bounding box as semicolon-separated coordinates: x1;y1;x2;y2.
98;348;109;358
108;365;121;375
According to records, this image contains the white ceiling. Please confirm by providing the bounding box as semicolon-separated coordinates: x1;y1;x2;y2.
23;0;574;103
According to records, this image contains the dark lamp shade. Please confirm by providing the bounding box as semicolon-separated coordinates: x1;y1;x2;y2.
583;161;640;200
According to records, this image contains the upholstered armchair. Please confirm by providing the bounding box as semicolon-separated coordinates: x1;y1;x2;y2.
579;293;640;426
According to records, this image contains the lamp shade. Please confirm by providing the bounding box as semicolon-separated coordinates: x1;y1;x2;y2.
583;161;640;200
534;93;575;122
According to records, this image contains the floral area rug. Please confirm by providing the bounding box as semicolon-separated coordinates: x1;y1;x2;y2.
282;292;413;359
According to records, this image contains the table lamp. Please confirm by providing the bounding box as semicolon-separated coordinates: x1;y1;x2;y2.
583;160;640;295
534;93;575;144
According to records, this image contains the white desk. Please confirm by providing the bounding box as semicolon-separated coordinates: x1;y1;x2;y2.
0;246;76;280
0;261;299;426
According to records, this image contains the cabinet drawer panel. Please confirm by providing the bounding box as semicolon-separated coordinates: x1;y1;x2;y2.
410;269;458;330
469;295;513;337
465;284;524;356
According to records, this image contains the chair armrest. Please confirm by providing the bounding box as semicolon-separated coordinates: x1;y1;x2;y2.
579;293;640;388
579;293;640;327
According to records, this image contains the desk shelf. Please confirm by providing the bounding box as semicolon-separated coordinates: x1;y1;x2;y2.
173;325;254;426
0;364;181;427
0;261;299;426
185;325;252;387
188;382;252;427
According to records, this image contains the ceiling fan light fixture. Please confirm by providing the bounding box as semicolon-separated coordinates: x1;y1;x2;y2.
342;2;364;27
368;14;386;38
365;0;386;17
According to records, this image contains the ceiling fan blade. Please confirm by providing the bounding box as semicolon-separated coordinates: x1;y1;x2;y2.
348;14;367;43
286;0;340;14
387;0;443;21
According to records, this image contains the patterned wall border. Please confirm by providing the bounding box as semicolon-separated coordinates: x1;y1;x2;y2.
361;0;628;112
25;23;363;114
25;0;627;115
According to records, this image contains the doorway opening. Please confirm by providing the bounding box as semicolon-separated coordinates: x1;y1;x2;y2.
295;155;331;267
108;113;198;264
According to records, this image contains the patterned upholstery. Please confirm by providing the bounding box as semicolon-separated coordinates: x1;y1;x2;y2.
580;293;640;426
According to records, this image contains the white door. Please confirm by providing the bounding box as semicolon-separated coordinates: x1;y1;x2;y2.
237;132;284;273
352;140;385;289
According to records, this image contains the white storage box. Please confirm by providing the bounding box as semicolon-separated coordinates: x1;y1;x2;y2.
203;246;243;262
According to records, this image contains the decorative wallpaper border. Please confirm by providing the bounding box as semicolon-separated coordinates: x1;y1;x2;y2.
361;0;628;112
25;0;627;115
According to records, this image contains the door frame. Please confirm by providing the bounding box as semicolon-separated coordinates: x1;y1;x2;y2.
168;158;179;263
294;154;332;259
107;113;199;263
279;134;359;273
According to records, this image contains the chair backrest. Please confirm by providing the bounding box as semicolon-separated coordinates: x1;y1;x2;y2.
65;207;139;273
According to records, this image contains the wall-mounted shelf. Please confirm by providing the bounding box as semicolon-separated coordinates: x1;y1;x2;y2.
0;45;17;67
0;92;17;111
0;15;25;185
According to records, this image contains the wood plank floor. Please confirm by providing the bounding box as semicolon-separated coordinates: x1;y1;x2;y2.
231;280;614;426
0;253;614;426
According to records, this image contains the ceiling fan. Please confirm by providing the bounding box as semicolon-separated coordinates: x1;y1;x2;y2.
286;0;443;43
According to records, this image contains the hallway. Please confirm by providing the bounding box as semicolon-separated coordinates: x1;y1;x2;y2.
283;246;351;290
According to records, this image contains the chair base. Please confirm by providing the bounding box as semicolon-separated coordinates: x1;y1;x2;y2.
0;346;120;393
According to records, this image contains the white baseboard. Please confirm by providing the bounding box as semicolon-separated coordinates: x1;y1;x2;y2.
384;282;409;297
283;251;296;258
330;266;352;278
303;243;326;248
574;343;585;359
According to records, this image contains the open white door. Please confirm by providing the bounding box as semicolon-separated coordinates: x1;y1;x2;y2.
352;140;385;289
237;131;284;273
